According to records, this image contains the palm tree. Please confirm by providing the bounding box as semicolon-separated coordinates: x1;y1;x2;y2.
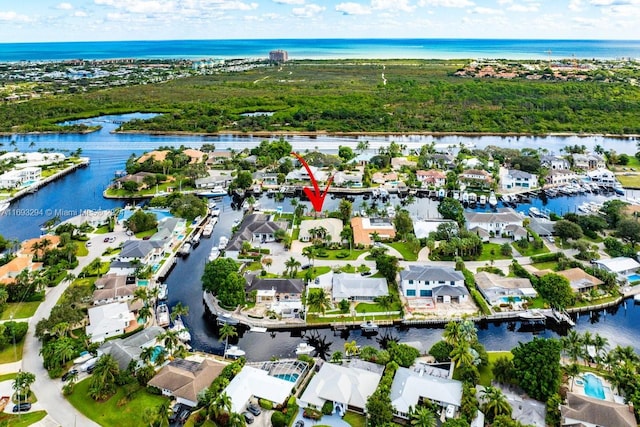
592;334;609;366
160;329;180;354
562;330;583;363
481;386;512;422
54;337;77;366
566;363;581;392
140;345;156;365
443;321;462;347
261;257;273;273
89;354;120;400
306;288;330;315
219;324;238;358
409;406;437;427
284;256;301;278
12;371;36;400
450;343;474;368
155;400;171;427
227;411;247;427
344;340;359;357
582;331;594;361
137;305;152;324
170;302;189;322
134;287;150;304
302;246;316;268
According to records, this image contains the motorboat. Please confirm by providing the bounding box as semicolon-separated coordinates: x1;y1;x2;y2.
171;316;191;342
218;236;229;250
198;186;227;197
437;188;446;199
216;313;239;326
360;320;379;333
479;195;487;206
190;234;200;247
156;303;170;327
468;192;477;207
208;247;220;262
529;207;542;218
157;283;168;300
210;208;221;217
202;223;214;237
386;206;396;218
488;191;498;209
614;182;626;196
179;242;192;256
295;342;316;356
634;294;640;303
224;346;246;359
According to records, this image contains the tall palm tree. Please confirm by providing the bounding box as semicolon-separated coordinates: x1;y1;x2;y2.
344;340;359;357
284;256;301;278
160;329;180;354
593;334;609;367
219;324;238;358
140;345;156;365
12;371;36;400
443;321;462;347
562;330;583;364
482;386;512;422
137;305;152;324
155;400;171;427
450;343;473;368
582;331;594;361
409;406;437;427
227;411;247;427
170;302;189;321
302;246;316;268
306;288;330;315
566;363;581;392
89;355;120;400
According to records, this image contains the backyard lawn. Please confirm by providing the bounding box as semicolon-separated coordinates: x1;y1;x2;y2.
476;243;513;262
344;412;366;427
0;340;24;364
530;261;558;271
0;410;47;427
511;242;550;257
478;351;513;387
135;228;158;239
68;379;169;427
314;248;368;261
387;242;419;261
354;301;402;313
0;301;41;320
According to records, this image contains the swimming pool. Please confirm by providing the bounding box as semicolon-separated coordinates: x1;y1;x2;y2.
583;373;605;400
274;373;299;383
499;296;522;304
138;280;149;287
150;346;164;363
627;273;640;283
117;208;173;222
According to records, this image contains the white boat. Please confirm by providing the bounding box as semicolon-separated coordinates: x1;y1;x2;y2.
379;188;389;198
224;345;246;359
502;194;511;204
73;352;93;365
253;185;262;194
634;294;640;303
614;182;626;195
295;342;316;356
453;190;460;200
202;223;214;237
479;195;487;206
488;191;498;208
198;186;227;197
0;201;10;213
208;200;217;209
218;236;229;250
210;208;221;217
360;320;379;333
157;283;168;300
208;247;220;262
529;207;542;217
156;303;170;327
468;193;477;205
462;192;469;204
171;316;191;342
179;242;192;256
386;206;396;218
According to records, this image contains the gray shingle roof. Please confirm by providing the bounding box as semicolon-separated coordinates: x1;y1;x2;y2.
400;265;464;282
245;275;304;294
507;169;535;179
464;210;522;224
227;213;287;251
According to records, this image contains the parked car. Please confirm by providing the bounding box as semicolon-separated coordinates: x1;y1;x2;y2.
246;403;261;416
294;421;305;427
360;271;372;277
300;264;311;270
12;402;31;412
62;369;78;382
86;364;97;374
86;241;92;247
242;412;255;424
178;409;191;423
103;237;110;243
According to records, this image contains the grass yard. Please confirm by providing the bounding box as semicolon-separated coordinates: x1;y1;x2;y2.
134;228;158;239
67;379;169;427
94;225;109;234
314;248;368;261
0;410;47;427
478;351;514;387
293;266;331;279
0;301;41;320
0;339;24;364
387;242;419;261
615;174;640;188
306;313;399;324
344;412;366;427
76;244;89;257
531;261;558;271
0;372;17;382
354;301;402;313
476;243;513;262
511;242;550;257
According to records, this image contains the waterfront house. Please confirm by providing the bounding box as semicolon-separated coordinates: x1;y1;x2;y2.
390;366;462;420
244;274;304;303
254;172;279;186
86;302;136;343
463;208;524;236
137;150;169;164
561;392;636;427
148;358;225;407
205;151;233;165
372;171;398;185
474;272;537;306
425;153;456;170
459;169;492;188
500;168;538;190
391;157;417;170
461;157;483;169
0;166;42;189
546;169;579;186
225;365;298;413
115;172;156;189
331;272;388;302
416;170;446;188
540;155;570;170
0;257;41;285
298;218;343;244
587;168;616;185
593;257;640;281
572;153;606;170
182;148;206;164
286;165;328;183
226;213;288;255
300;360;384;414
413;220;456;239
92;274;137;306
333;171;363;187
118;240;165;265
97;326;165;370
151;217;186;250
195;170;234;189
556;268;603;293
20;235;61;256
399;265;469;303
107;260;138;276
351;217;396;247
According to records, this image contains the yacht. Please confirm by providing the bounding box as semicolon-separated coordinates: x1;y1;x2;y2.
171;316;191;342
386;206;396;218
295;342;316;356
224;346;246;359
478;195;487;207
488;192;498;209
360;320;379;333
468;193;477;207
157;283;168;301
198;186;227;197
218;236;229;250
437;188;446;199
156;303;170;327
529;207;542;218
202;223;214;237
216;313;239;326
179;242;192;256
461;192;469;206
208;247;220;262
614;182;626;196
210;207;221;217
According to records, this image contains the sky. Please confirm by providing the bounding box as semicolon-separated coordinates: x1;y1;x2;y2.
0;0;638;43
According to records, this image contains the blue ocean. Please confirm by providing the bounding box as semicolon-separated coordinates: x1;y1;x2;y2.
0;38;639;61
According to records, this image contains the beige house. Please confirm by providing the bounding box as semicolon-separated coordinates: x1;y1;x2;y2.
148;359;225;407
299;218;343;243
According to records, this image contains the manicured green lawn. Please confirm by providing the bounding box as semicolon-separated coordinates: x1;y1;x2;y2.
0;372;17;382
314;248;368;261
76;244;89;257
616;174;640;188
354;301;401;313
0;410;47;427
476;243;512;262
94;226;109;234
293;266;331;279
511;242;550;257
135;228;158;239
306;313;399;324
67;378;169;427
0;340;24;364
0;301;41;320
478;351;513;387
531;261;558;271
344;412;366;427
387;242;419;261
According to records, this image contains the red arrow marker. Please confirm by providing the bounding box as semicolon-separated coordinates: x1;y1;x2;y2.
291;152;333;212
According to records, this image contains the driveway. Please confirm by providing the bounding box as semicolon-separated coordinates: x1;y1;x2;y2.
290;407;350;427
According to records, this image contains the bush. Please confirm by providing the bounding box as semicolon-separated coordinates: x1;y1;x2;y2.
321;400;334;415
259;398;273;410
335;250;349;259
271;411;287;427
303;407;322;420
530;252;563;263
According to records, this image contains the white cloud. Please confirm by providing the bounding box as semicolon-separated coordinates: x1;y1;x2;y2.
572;16;600;25
418;0;474;6
372;0;415;12
291;3;325;17
471;6;504;13
507;2;540;12
568;0;583;11
335;2;372;15
56;2;74;10
0;11;32;22
73;10;88;17
496;0;512;4
273;0;305;4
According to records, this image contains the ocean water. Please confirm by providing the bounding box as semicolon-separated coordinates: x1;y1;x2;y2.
1;38;640;62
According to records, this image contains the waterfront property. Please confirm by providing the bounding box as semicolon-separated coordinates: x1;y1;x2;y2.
331;272;388;302
224;365;299;413
299;360;384;415
92;274;137;306
572;153;606;170
298;218;343;244
553;268;603;294
500;168;539;191
593;257;640;281
561;392;636;427
351;217;396;247
540;155;570;170
390;365;462;420
463;208;524;237
474;272;537;307
416;169;446;188
226;213;288;256
459;169;493;188
86;301;136;343
546;169;579;186
97;326;165;370
118;240;166;265
399;265;469;302
148;358;225;407
244;274;304;303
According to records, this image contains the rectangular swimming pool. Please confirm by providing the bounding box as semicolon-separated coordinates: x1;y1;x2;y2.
627;274;640;283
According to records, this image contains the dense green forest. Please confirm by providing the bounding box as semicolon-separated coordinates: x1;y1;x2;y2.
2;60;640;134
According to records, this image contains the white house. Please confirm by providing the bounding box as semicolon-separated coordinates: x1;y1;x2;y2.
463;208;524;236
594;257;640;280
500;168;538;190
546;169;579;186
399;265;469;303
331;273;389;302
587;168;616;185
118;240;165;265
86;302;135;343
474;272;538;306
540;155;570;170
224;366;297;413
0;166;42;189
573;153;605;170
390;366;462;420
286;165;328;183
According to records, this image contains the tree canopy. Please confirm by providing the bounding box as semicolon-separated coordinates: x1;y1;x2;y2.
511;337;562;402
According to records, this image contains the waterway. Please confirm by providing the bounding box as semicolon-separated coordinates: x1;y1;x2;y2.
3;113;640;360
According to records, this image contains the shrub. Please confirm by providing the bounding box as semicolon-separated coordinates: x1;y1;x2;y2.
271;411;287;427
335;250;349;259
321;400;334;415
530;252;563;263
303;407;322;420
259;398;273;410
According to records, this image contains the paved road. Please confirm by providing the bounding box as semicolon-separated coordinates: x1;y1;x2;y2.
20;228;131;427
